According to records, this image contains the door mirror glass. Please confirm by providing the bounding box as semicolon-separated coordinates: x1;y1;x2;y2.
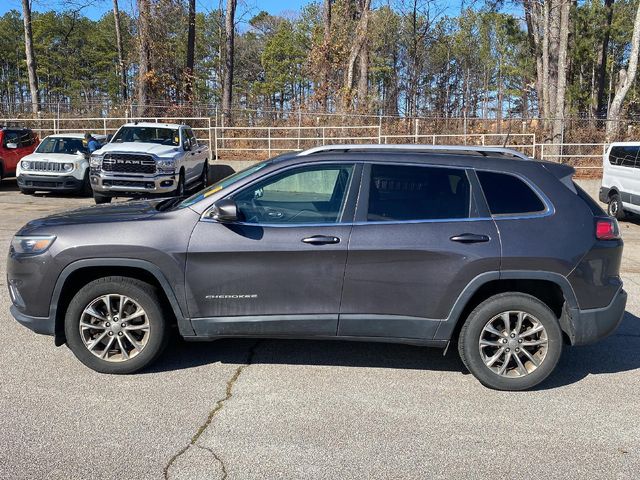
183;139;191;151
209;198;238;222
6;142;17;149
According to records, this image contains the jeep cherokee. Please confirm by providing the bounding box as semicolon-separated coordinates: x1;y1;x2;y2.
7;145;626;390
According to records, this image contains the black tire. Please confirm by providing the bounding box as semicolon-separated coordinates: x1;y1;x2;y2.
19;187;36;195
64;276;170;374
458;293;563;391
174;170;185;197
93;192;112;204
608;193;625;220
201;161;209;188
81;170;92;196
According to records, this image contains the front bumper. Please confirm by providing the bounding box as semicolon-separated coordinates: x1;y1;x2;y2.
17;174;83;191
10;305;55;336
90;171;177;195
599;186;611;203
564;287;627;345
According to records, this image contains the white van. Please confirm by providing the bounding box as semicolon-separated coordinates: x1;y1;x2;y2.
600;142;640;219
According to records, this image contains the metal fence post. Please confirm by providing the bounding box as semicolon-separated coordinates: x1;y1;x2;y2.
208;117;213;157
482;134;485;146
268;127;271;157
103;118;107;136
414;119;419;143
322;127;325;146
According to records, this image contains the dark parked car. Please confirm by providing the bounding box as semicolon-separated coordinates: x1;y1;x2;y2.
8;145;626;390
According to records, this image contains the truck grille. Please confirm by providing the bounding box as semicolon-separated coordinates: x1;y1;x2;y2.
102;153;156;174
30;161;64;172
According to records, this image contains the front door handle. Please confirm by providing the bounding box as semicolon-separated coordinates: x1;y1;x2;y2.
302;235;340;245
450;233;490;243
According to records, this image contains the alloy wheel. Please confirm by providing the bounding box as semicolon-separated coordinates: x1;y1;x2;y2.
479;310;548;377
79;294;150;362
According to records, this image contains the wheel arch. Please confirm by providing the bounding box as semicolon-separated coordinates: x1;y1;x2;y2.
435;271;578;342
50;258;193;346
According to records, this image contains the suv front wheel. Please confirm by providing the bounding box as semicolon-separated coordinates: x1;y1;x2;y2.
64;276;169;374
458;293;563;391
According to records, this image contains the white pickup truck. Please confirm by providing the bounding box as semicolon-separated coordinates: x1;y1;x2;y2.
89;122;210;204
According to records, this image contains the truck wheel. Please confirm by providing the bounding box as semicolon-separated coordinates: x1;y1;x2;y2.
201;161;209;187
458;293;563;391
19;187;36;195
174;171;185;197
81;171;92;196
64;276;170;374
94;193;112;204
608;193;625;220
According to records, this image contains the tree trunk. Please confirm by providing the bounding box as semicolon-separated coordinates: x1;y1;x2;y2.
137;0;151;115
595;0;614;118
222;0;237;123
184;0;196;103
357;40;368;111
551;0;571;149
113;0;127;101
319;0;331;112
21;0;39;115
342;0;371;111
606;0;640;141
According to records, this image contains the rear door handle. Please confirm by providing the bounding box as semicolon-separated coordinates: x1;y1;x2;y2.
302;235;340;245
450;233;490;243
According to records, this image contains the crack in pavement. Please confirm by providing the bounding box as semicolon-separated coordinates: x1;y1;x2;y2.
163;341;260;480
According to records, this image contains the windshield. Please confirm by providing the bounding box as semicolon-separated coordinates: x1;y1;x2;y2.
111;126;179;146
177;161;271;209
36;137;86;154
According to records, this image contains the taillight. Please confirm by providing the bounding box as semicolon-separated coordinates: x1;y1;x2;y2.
596;217;620;240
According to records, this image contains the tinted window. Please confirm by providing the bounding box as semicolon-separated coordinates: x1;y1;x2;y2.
477;171;545;215
36;137;86;154
112;126;179;146
367;164;470;221
233;164;353;224
609;146;640;167
3;130;21;147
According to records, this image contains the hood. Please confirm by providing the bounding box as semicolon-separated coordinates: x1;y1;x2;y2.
21;152;84;163
97;142;181;157
18;199;165;233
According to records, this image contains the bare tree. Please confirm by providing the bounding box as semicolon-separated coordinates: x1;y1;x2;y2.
184;0;196;102
21;0;39;115
113;0;127;101
319;0;332;112
595;0;614;118
606;0;640;141
343;0;371;111
551;0;570;145
136;0;152;114
222;0;237;123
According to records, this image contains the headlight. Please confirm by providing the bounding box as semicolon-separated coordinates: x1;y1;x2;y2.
62;162;74;172
11;235;56;255
21;160;31;170
157;159;176;173
90;154;103;168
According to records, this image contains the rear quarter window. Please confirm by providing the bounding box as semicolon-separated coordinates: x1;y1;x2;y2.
477;171;546;215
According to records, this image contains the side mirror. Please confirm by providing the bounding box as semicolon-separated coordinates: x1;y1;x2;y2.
209;198;238;222
6;142;17;149
183;140;191;151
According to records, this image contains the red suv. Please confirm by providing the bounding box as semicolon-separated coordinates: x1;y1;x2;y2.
0;127;39;181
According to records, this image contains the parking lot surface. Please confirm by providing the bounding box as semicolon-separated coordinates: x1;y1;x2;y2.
0;177;638;479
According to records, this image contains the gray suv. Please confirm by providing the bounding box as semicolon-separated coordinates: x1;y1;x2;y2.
7;145;626;390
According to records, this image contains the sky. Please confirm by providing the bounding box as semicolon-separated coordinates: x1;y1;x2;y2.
0;0;312;20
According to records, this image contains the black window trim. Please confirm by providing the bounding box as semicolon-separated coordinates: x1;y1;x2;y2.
201;161;362;227
473;168;555;219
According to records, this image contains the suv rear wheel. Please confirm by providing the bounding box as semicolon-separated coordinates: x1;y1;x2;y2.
458;293;562;391
64;276;169;374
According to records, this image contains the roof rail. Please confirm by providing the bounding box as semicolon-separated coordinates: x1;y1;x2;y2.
296;144;531;160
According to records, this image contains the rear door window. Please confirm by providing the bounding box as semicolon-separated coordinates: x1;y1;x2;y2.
609;146;640;167
477;171;546;215
366;164;471;221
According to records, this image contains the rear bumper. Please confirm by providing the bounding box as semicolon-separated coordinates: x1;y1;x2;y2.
17;174;83;191
564;287;627;345
599;186;610;203
10;305;54;336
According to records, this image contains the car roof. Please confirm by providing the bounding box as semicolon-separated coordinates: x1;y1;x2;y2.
44;133;108;140
120;122;184;129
